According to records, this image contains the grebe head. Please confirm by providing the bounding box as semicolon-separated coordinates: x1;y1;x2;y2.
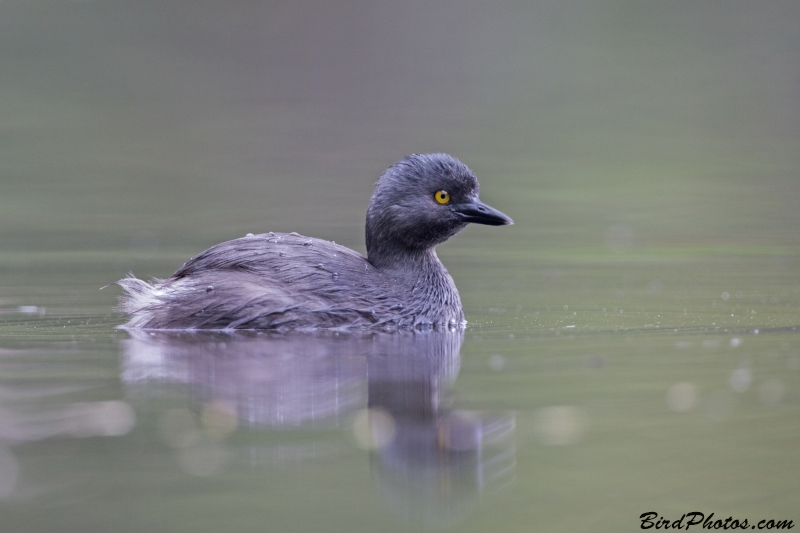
366;153;512;267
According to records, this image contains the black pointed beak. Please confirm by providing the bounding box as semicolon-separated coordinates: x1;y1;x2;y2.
451;200;513;226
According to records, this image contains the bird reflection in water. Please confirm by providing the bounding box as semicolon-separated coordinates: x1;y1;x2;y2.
121;329;516;526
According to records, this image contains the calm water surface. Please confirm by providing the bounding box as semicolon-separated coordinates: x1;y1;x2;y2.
1;249;797;532
1;1;799;531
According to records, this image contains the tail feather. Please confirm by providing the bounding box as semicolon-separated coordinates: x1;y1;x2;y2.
115;274;167;326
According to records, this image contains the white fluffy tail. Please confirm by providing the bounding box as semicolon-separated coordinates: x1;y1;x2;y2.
114;274;166;327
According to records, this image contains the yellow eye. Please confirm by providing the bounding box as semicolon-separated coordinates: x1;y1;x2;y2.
434;190;451;205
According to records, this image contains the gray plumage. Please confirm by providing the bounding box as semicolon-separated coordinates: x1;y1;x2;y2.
116;153;512;330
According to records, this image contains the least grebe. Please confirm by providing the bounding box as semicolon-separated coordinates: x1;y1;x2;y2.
117;153;512;330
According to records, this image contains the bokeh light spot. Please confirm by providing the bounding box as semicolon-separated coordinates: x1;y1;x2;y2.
729;368;752;392
533;406;586;446
202;400;238;439
666;382;697;413
352;408;396;450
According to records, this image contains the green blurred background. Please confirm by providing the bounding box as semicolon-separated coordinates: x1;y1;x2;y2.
2;0;797;255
